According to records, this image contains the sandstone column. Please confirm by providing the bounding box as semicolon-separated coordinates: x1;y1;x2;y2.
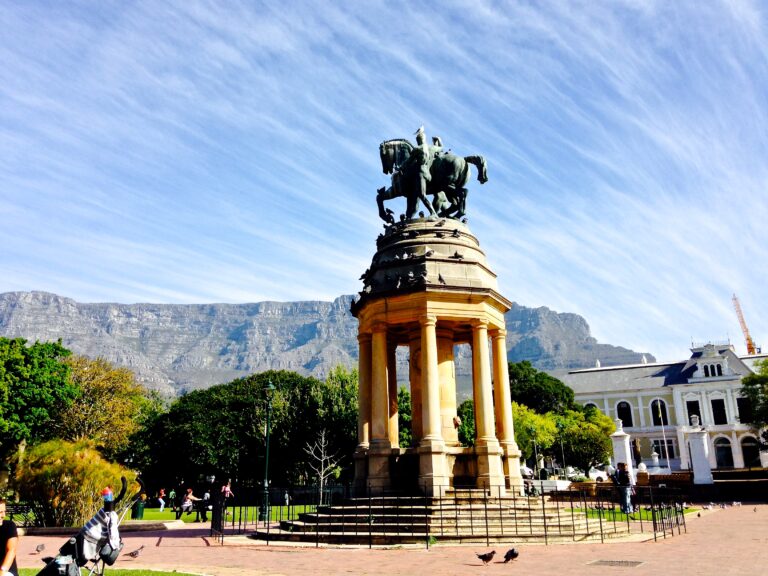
437;327;459;446
357;333;372;449
368;324;391;492
387;344;399;448
354;332;372;489
370;325;390;448
409;333;423;443
418;315;447;495
472;321;504;490
491;329;523;491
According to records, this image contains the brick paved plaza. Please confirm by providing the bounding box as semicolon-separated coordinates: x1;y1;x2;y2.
17;504;767;576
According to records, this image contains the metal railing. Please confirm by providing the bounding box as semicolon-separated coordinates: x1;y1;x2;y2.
210;482;687;546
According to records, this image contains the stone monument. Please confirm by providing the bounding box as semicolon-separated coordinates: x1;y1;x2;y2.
352;128;523;496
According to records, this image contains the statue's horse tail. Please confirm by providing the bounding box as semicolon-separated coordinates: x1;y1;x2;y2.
464;155;488;184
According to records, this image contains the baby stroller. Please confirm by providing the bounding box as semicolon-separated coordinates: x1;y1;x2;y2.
37;477;144;576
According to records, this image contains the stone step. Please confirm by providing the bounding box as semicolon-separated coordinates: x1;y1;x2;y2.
254;527;631;545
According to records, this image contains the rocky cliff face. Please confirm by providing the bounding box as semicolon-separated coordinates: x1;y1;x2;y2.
0;291;654;396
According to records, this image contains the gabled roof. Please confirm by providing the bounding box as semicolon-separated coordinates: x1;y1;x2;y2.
563;361;689;394
563;351;768;395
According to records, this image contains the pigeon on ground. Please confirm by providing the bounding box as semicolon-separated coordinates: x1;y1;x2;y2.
697;512;701;518
34;544;45;554
503;548;519;563
125;545;145;559
476;550;496;565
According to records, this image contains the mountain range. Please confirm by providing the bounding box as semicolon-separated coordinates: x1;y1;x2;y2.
0;291;654;397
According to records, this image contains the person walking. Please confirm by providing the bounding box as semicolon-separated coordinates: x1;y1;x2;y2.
168;487;177;512
157;488;166;512
0;499;19;576
220;480;235;518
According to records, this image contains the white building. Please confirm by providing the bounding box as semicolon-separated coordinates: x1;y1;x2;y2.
562;343;768;471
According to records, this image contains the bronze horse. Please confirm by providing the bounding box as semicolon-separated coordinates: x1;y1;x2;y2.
376;139;488;223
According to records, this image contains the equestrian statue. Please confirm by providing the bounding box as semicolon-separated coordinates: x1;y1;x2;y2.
376;127;488;224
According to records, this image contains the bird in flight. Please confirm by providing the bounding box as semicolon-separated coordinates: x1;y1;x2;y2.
125;545;145;559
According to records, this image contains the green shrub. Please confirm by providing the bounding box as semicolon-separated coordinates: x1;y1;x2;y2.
15;439;137;527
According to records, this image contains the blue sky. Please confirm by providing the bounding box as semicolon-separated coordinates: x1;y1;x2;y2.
1;0;766;362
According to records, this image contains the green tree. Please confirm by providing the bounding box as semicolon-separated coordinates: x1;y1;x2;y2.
457;399;476;446
553;407;614;472
15;438;138;527
741;359;768;447
314;365;359;479
138;368;360;490
397;387;413;448
56;355;149;460
511;402;557;460
508;361;575;414
0;338;76;461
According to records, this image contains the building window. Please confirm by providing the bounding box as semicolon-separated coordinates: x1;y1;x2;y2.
703;365;710;377
714;437;734;468
711;398;728;425
686;400;701;425
617;401;633;428
584;402;598;411
737;397;754;423
650;399;669;426
716;364;723;376
741;437;761;468
651;438;676;460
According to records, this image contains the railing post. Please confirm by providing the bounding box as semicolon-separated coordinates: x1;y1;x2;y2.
368;483;372;549
512;485;519;536
420;484;426;549
454;486;459;539
498;485;504;537
438;488;444;537
540;486;548;545
468;489;475;537
483;490;490;547
569;490;576;542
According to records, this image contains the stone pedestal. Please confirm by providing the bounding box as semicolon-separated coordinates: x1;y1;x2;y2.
688;430;714;484
611;419;635;483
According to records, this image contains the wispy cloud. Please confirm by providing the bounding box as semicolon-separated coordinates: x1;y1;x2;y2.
1;0;766;361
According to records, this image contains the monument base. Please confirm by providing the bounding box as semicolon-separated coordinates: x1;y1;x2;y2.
474;441;505;492
418;438;448;496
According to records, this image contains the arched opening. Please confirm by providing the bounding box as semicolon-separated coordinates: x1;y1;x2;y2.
617;401;633;428
651;399;669;426
704;365;710;377
714;437;734;468
584;402;598;411
716;364;723;376
741;437;761;468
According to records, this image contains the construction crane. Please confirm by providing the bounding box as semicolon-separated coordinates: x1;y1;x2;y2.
732;293;758;355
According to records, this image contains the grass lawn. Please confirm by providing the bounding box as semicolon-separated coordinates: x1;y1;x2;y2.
131;504;315;523
583;507;697;522
21;571;198;576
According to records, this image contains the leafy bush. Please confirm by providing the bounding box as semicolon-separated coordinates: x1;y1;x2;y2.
15;439;137;527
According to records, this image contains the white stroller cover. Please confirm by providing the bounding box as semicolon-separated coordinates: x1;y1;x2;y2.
81;508;120;561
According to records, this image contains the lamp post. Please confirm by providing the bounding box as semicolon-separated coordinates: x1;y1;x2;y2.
527;425;539;479
259;381;276;523
556;421;566;477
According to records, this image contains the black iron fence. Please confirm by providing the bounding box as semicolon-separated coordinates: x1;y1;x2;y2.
210;482;687;547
